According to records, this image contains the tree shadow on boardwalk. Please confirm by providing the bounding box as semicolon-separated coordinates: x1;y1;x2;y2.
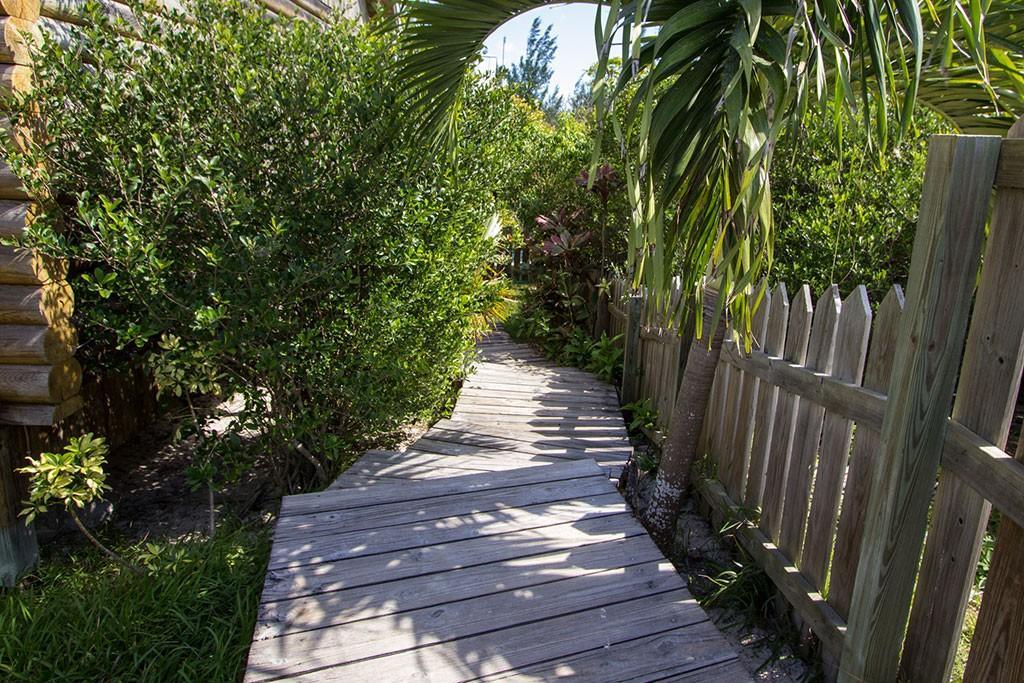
244;465;745;682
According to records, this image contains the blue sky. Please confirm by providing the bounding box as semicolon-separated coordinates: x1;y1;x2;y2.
482;4;604;100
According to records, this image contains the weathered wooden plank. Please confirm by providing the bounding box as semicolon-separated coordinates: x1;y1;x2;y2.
267;590;706;683
964;436;1024;682
778;286;840;561
342;450;555;479
759;284;813;539
286;459;604;516
801;286;872;591
459;386;620;406
840;134;1002;683
248;562;687;678
621;293;643;404
259;513;643;603
900;120;1024;683
452;401;622;416
411;436;628;462
276;476;626;545
720;328;1024;534
472;362;607;382
270;493;628;570
480;623;742;682
721;288;770;500
744;284;788;508
714;329;745;483
256;537;664;640
0;323;75;364
434;418;628;440
698;478;846;657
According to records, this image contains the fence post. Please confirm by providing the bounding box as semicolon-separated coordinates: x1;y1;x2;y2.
839;135;1002;682
621;293;643;404
900;120;1024;682
594;287;610;340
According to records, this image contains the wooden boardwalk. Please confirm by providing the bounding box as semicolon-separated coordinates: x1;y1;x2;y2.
245;331;746;682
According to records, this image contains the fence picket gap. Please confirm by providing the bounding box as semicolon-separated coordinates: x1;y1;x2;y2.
722;286;770;500
827;284;903;621
802;285;872;592
778;285;841;561
839;134;1002;683
744;284;789;508
759;284;813;540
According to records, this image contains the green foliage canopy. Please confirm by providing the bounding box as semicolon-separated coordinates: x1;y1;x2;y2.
5;1;549;491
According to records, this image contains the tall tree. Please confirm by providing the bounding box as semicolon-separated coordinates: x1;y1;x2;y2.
504;18;563;119
394;0;1024;547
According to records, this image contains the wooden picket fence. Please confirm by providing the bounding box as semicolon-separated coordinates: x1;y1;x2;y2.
596;124;1024;681
606;277;687;428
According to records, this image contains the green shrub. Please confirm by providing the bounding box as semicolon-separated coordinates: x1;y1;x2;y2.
5;1;539;492
770;108;950;300
0;524;268;682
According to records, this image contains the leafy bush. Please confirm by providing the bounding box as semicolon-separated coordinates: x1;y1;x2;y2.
0;523;268;682
770;107;950;300
19;434;109;526
504;287;622;382
6;1;539;493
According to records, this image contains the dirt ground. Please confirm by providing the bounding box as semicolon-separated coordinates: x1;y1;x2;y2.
621;450;816;682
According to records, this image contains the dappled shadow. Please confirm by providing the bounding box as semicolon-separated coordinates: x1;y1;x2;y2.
241;331;744;682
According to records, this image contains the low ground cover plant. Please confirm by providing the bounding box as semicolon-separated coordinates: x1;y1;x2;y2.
0;523;268;682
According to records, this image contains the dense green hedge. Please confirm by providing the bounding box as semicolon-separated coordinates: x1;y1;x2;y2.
770;108;950;300
5;1;544;490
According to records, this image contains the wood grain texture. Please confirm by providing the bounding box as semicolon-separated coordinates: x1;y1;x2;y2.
0;356;80;402
744;284;788;508
0;281;72;326
778;285;840;561
759;284;812;540
721;290;770;500
0;323;74;363
620;294;643;404
839;134;1002;683
801;286;872;593
0;393;79;424
0;246;66;285
901;120;1024;683
0;0;41;21
720;304;1024;537
0;200;29;233
699;478;846;658
964;436;1024;682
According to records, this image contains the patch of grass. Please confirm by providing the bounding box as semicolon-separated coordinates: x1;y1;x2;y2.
0;522;270;682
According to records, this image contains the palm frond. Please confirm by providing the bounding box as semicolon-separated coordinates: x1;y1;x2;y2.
392;0;1024;336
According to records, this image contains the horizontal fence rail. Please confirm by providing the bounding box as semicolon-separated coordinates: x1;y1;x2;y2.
595;123;1024;681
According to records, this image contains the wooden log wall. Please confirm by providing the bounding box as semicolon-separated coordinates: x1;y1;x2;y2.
603;123;1024;681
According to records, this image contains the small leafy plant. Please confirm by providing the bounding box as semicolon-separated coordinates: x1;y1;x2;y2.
18;434;136;571
624;398;659;434
561;326;595;366
586;332;624;382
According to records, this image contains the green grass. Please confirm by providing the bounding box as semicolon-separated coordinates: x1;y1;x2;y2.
0;522;270;682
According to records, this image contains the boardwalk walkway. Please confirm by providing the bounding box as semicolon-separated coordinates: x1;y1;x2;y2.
245;331;746;682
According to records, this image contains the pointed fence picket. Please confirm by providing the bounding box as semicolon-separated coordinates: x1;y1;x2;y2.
590;120;1024;682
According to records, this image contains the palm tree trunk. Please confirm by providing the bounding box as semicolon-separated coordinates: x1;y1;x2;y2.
643;285;725;549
